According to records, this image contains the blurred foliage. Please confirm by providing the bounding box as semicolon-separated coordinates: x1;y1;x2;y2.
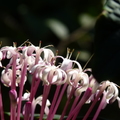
1;0;120;120
92;0;120;85
0;0;102;61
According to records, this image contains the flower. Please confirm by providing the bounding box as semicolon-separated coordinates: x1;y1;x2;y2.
0;41;120;120
22;92;51;120
92;81;120;120
32;95;51;115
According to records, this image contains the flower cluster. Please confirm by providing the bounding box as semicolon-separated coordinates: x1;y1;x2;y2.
0;41;120;120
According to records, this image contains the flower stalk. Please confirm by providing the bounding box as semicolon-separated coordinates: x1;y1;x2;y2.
17;59;27;120
0;84;4;120
39;85;51;120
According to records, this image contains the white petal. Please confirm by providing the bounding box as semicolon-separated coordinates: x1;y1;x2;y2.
60;58;73;71
1;69;12;87
22;92;30;101
0;51;3;60
117;97;120;108
42;48;54;62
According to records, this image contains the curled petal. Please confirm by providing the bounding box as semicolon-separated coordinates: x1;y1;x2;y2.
42;48;55;63
74;73;89;96
71;60;82;72
66;69;79;86
22;92;30;101
79;72;89;87
60;58;73;71
75;85;88;96
99;81;119;104
29;64;44;74
85;94;95;104
1;69;12;87
0;62;2;67
26;56;35;70
51;68;67;85
35;95;51;106
32;95;51;115
40;66;52;85
26;46;36;56
105;81;115;99
1;46;17;59
66;69;89;88
105;81;118;102
117;97;120;108
67;85;73;98
22;46;36;58
108;83;119;103
39;65;67;85
0;51;3;61
89;77;99;93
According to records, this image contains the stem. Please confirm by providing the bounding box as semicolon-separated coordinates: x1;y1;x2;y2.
50;84;67;120
0;84;4;120
47;85;61;120
39;85;51;120
30;73;41;102
66;88;92;120
10;106;16;120
11;55;17;90
59;86;75;120
83;82;106;120
30;80;41;120
17;59;27;120
10;55;17;120
33;79;41;100
30;49;41;102
93;92;107;120
24;102;31;120
69;95;80;114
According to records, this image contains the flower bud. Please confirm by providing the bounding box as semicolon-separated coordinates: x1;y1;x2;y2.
9;89;17;106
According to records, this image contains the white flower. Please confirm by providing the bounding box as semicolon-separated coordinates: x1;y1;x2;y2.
1;46;17;59
1;68;26;87
0;51;3;67
32;95;51;115
74;72;89;96
22;92;30;101
103;81;119;105
1;69;12;87
39;65;67;85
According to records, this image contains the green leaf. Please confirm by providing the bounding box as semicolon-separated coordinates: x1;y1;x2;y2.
5;112;67;120
46;19;69;40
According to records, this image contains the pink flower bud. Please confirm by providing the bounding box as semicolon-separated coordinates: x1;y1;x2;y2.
9;89;17;106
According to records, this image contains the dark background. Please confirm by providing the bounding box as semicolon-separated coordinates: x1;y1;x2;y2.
0;0;120;120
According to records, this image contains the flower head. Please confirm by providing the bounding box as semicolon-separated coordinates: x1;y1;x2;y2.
0;41;120;120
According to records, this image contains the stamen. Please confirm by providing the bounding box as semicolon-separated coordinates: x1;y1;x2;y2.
1;66;6;69
73;51;80;68
20;39;30;47
114;83;120;89
83;53;94;70
13;42;17;47
56;50;58;56
26;90;30;93
43;44;54;48
66;48;70;58
28;42;31;46
69;49;74;59
39;41;42;48
75;51;80;61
